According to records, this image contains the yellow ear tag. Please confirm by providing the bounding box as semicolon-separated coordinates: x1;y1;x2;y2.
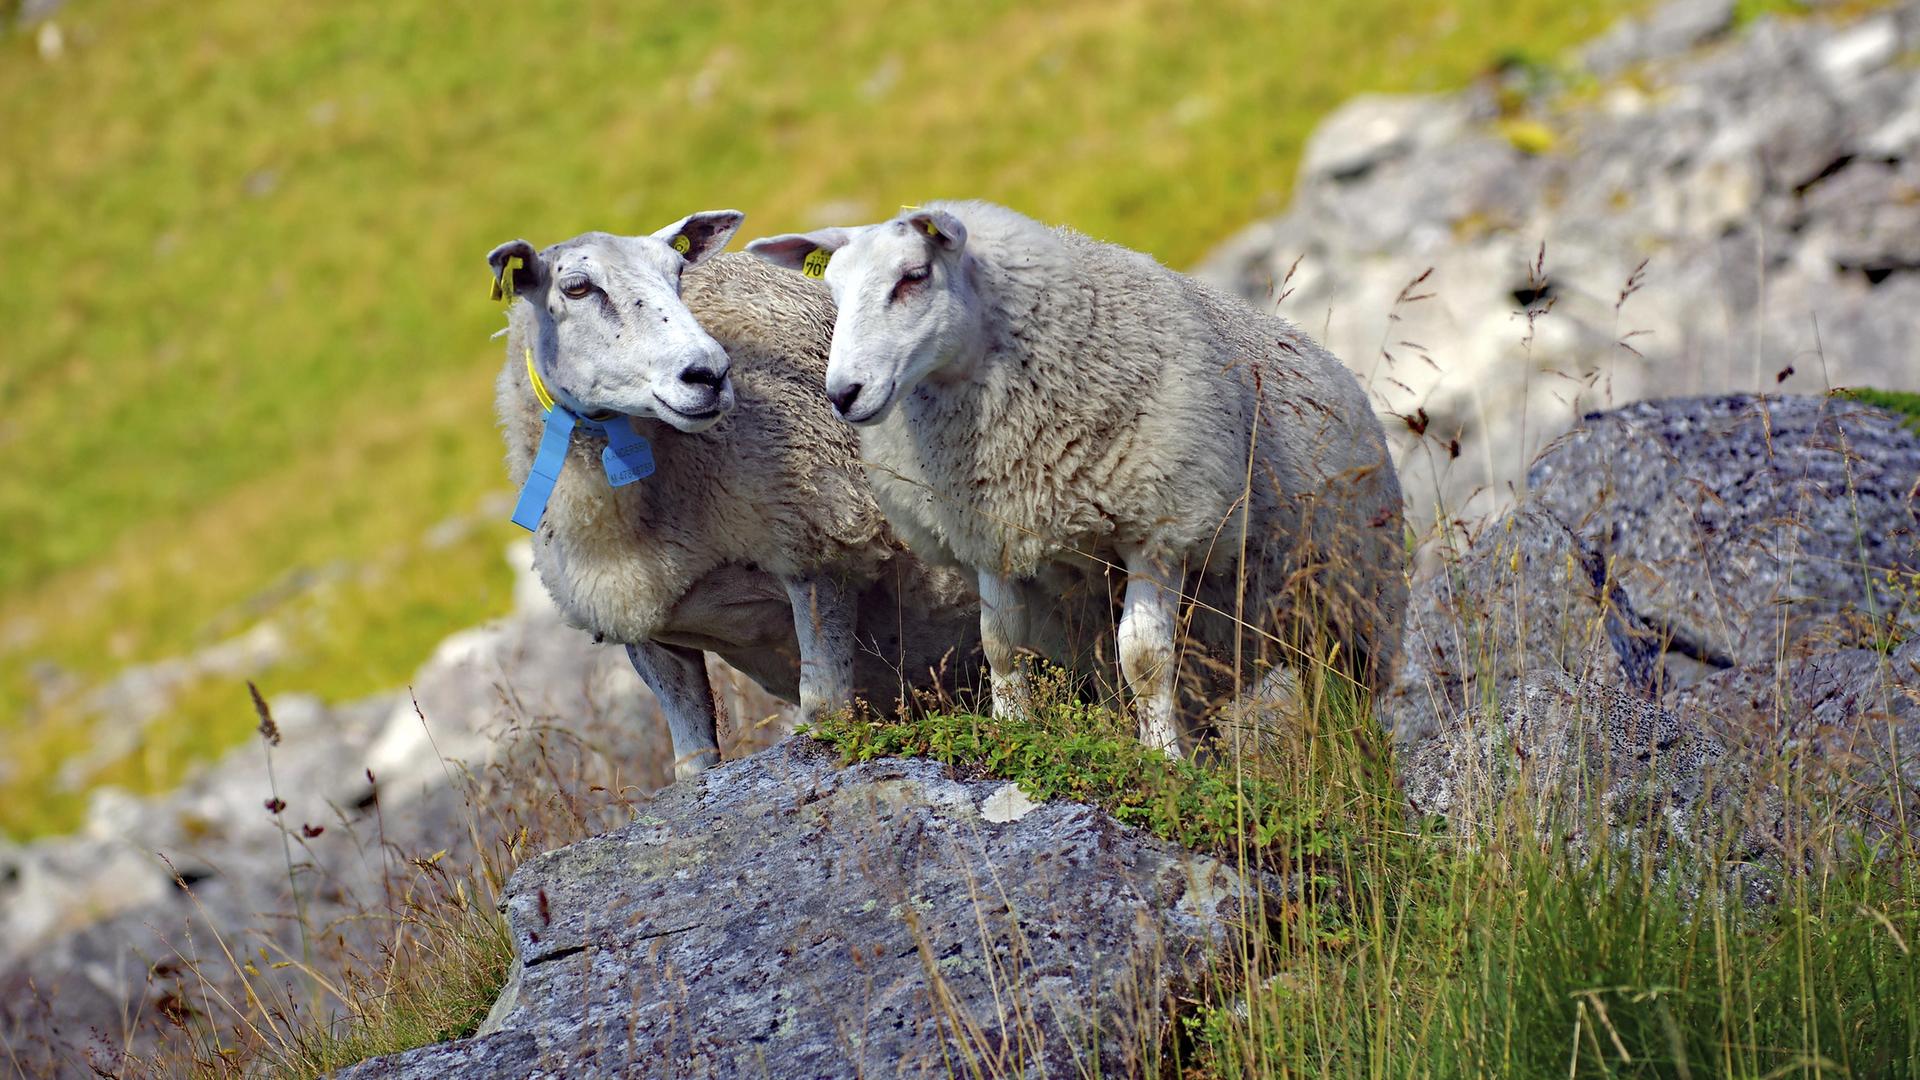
671;234;692;255
801;248;831;278
491;255;523;303
924;219;939;237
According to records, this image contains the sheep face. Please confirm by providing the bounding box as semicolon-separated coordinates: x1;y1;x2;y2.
487;211;744;433
746;209;980;426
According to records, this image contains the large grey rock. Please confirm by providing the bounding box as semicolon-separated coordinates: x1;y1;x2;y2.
0;543;792;1073
1378;506;1639;744
1401;670;1772;898
1401;640;1920;902
1529;394;1920;666
1196;2;1920;524
1674;643;1920;844
339;740;1258;1080
1386;394;1920;741
1394;394;1920;901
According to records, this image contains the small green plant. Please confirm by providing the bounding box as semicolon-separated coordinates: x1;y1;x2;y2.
1733;0;1810;30
1840;386;1920;436
805;673;1371;871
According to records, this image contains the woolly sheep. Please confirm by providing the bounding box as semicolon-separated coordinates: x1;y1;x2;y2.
748;200;1406;753
488;212;982;778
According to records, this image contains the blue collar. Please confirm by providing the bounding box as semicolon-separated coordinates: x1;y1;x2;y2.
510;347;656;532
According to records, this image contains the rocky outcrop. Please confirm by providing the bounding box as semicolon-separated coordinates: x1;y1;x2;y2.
1198;1;1920;522
1530;394;1920;666
338;740;1258;1080
1403;641;1919;902
0;544;789;1073
1394;394;1920;897
1384;393;1920;742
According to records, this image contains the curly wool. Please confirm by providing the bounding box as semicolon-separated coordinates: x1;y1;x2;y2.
855;201;1407;687
498;251;978;702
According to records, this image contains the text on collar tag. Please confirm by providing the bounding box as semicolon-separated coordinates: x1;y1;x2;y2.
599;417;656;487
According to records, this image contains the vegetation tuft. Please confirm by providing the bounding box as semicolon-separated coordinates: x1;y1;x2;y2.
1840;386;1920;435
807;676;1378;869
816;670;1920;1079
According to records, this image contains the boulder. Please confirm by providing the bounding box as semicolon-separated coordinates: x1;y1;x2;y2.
0;543;790;1072
1378;505;1641;744
1386;394;1920;741
1196;2;1920;523
1529;393;1920;666
339;739;1260;1080
1393;394;1920;900
1401;641;1919;902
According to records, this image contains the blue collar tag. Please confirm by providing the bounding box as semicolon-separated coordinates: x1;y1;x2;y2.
598;415;656;488
510;408;657;532
511;407;578;532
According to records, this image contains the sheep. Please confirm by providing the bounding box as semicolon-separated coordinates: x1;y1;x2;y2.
747;200;1406;754
487;211;982;778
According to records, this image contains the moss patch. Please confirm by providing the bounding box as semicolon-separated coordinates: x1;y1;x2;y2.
1840;386;1920;435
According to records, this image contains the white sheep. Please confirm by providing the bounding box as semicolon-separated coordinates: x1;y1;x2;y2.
488;212;982;777
748;200;1406;753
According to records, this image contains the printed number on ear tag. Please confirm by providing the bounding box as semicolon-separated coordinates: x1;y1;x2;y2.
671;234;692;255
801;249;831;278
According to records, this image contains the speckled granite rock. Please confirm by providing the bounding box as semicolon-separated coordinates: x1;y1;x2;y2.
1394;394;1919;900
1386;394;1919;741
1378;505;1642;744
1674;643;1920;848
1529;393;1920;666
1401;670;1773;898
337;739;1259;1080
1401;640;1919;902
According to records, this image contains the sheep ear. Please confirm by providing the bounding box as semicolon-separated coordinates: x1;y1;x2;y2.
655;210;744;267
486;239;546;300
745;228;853;275
904;209;966;252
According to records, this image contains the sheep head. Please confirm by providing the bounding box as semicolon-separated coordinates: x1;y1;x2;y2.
747;207;980;426
488;210;744;433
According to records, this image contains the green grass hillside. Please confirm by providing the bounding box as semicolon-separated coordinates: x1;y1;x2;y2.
0;0;1627;836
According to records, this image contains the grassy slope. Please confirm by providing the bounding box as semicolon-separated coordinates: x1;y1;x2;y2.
808;700;1920;1079
0;0;1626;836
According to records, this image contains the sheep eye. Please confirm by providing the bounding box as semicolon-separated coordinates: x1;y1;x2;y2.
560;278;593;299
890;265;931;303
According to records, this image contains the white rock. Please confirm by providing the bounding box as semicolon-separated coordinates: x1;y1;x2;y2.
979;781;1041;823
1816;16;1899;84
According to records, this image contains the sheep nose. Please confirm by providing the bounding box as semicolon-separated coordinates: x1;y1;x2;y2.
828;382;863;417
679;362;728;390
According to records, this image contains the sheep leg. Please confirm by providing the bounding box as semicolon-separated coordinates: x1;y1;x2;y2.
978;570;1034;718
783;573;857;719
626;641;721;780
1118;550;1184;756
